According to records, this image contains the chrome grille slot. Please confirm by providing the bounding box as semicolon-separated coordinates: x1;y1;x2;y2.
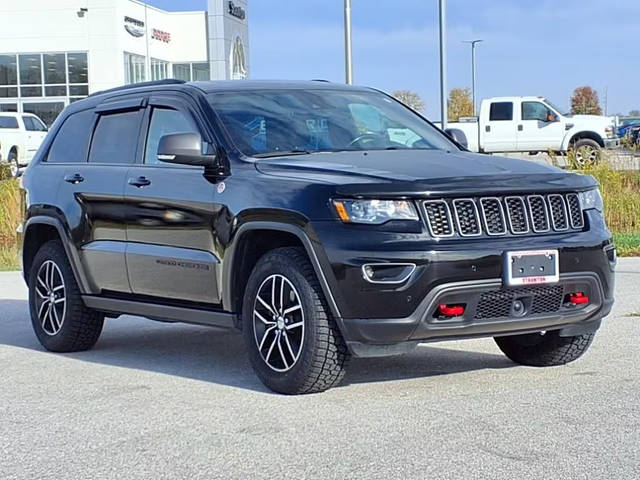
548;194;569;231
566;193;584;229
452;199;481;236
505;196;529;234
479;197;507;235
423;200;453;237
527;195;550;233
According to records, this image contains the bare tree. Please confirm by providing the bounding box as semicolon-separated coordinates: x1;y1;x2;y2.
448;88;473;121
570;86;602;115
392;90;425;112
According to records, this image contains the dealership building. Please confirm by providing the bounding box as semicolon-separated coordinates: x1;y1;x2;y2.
0;0;249;125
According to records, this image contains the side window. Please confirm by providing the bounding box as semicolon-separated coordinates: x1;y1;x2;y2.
22;117;36;131
47;110;95;163
89;110;142;164
0;117;19;129
144;108;198;165
32;116;47;131
489;102;513;121
522;102;549;122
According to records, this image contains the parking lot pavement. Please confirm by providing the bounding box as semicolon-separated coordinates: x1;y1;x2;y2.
1;261;639;480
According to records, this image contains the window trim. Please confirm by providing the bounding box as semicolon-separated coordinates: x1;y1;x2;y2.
489;101;514;122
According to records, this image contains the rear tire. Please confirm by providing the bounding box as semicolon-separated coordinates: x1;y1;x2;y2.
494;330;595;367
242;247;349;394
8;151;19;178
28;240;104;352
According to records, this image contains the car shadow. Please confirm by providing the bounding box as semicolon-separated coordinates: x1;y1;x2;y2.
1;299;515;393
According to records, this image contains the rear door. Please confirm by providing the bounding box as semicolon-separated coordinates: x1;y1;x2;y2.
123;94;221;304
516;101;564;151
55;99;145;294
481;101;517;152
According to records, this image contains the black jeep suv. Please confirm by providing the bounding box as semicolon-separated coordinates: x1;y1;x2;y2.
19;79;615;394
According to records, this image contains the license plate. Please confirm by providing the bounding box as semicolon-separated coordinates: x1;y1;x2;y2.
504;249;559;286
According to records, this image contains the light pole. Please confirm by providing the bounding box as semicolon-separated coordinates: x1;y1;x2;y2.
438;0;447;129
344;0;353;84
463;39;483;116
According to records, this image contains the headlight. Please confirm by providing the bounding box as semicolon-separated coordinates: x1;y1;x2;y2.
579;188;603;212
605;125;615;138
332;199;419;224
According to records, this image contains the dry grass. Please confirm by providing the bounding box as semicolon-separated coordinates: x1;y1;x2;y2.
0;179;21;269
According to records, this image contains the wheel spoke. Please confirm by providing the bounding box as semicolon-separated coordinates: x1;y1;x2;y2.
277;335;289;369
257;294;276;316
36;287;48;299
254;310;275;325
38;298;49;319
48;262;55;290
271;276;278;314
283;304;301;316
265;332;279;363
52;305;62;330
52;284;65;293
282;330;296;361
53;297;65;304
43;304;53;331
258;325;276;351
37;276;48;292
285;321;303;331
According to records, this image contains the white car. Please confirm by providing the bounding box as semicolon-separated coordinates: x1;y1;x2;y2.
441;96;619;164
0;112;48;177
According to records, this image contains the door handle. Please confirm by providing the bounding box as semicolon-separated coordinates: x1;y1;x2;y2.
485;125;491;132
64;173;84;184
518;124;523;131
128;176;151;188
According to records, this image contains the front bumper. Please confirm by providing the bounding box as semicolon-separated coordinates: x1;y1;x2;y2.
310;211;615;357
604;137;620;149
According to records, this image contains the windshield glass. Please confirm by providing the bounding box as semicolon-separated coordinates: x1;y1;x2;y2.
544;99;569;116
208;89;456;157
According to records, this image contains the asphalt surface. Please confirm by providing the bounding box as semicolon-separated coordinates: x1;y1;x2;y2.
1;260;639;480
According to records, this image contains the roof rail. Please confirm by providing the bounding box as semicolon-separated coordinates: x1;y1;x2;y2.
311;79;331;82
89;79;186;97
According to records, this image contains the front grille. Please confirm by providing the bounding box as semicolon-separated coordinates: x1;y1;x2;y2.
422;193;584;238
475;285;564;320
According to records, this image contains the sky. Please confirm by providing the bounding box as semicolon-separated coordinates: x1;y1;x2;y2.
147;0;640;119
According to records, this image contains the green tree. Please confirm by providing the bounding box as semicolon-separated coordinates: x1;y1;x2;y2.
448;88;473;121
392;90;425;112
570;86;602;115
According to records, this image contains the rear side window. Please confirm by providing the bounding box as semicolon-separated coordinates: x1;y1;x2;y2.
23;116;47;131
489;102;513;121
47;110;95;163
0;116;18;129
89;110;141;164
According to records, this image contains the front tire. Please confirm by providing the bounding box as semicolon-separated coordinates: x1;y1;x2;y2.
29;240;104;352
8;151;19;178
242;247;349;394
494;330;595;367
570;138;601;167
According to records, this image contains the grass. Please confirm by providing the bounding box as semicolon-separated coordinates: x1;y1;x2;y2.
0;178;21;270
612;232;640;257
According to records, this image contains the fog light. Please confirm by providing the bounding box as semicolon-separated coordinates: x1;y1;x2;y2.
363;265;374;279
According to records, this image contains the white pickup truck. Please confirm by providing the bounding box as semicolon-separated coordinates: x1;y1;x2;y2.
0;112;48;177
441;96;619;164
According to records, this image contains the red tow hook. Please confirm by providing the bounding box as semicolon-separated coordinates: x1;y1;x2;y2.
437;304;465;317
567;292;589;305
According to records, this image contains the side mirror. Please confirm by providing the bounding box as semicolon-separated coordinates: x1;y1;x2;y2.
157;132;216;167
444;128;468;149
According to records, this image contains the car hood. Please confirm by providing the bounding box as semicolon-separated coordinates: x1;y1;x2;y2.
570;114;614;125
254;150;596;196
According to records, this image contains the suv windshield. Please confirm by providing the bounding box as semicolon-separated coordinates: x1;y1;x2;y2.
208;88;456;157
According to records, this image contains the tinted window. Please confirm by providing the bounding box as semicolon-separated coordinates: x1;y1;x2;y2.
489;102;513;121
522;102;549;122
89;110;141;164
144;108;197;165
0;116;18;128
47;110;95;163
23;116;46;131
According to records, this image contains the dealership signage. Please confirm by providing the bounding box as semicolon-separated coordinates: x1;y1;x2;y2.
124;16;145;37
228;1;246;20
152;28;171;43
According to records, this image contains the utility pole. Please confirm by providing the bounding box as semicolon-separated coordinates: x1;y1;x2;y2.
463;39;483;116
439;0;447;129
344;0;353;84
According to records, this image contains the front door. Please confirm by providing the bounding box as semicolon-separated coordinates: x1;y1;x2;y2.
516;101;564;151
22;115;48;161
124;95;222;304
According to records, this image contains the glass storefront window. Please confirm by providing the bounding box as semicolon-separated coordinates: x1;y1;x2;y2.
0;103;18;112
19;54;42;85
173;63;191;81
45;85;67;96
192;62;210;81
21;86;43;97
0;55;17;85
69;85;88;96
151;58;169;81
44;53;66;84
0;87;18;98
124;52;146;84
67;53;88;84
23;102;65;127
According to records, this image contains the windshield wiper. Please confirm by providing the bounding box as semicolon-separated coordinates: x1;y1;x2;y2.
253;149;312;158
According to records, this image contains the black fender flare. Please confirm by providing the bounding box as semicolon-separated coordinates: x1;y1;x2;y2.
222;221;342;320
23;216;92;294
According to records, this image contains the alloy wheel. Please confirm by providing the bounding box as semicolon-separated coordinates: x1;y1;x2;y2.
574;146;598;166
34;260;66;336
253;274;305;372
9;159;18;178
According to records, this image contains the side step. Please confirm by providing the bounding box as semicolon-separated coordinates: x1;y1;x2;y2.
82;295;237;329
